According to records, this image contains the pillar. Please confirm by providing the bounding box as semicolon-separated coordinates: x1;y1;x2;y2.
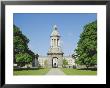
57;39;59;46
58;39;59;46
56;39;57;47
54;39;55;47
51;39;53;47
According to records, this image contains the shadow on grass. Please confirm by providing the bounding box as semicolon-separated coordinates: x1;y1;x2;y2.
77;68;97;71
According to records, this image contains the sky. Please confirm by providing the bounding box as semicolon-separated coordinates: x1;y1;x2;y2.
13;13;96;56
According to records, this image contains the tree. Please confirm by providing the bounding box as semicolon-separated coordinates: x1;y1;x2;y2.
75;21;97;69
15;53;32;67
14;25;35;67
63;59;68;68
14;25;29;54
27;50;35;59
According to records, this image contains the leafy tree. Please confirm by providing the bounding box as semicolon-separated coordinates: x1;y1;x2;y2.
75;21;97;69
15;53;32;67
63;59;68;67
14;25;29;54
14;25;35;66
27;50;35;59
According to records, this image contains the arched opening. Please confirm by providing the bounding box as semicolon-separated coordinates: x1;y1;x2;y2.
52;57;58;68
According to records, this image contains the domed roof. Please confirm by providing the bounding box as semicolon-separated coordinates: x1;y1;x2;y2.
51;25;60;37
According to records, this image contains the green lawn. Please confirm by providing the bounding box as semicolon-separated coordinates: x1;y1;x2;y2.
60;68;97;75
14;68;50;75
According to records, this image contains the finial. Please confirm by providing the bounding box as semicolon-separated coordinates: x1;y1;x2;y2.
53;25;57;30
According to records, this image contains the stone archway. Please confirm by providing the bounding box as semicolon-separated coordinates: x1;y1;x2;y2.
52;57;58;68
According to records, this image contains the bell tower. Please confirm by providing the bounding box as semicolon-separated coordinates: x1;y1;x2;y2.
47;25;64;68
50;25;60;48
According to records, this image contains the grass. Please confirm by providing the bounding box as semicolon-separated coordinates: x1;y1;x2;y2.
60;68;97;75
13;68;50;75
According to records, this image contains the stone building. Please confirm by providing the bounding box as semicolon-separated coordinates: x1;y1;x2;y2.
37;25;75;68
64;56;76;68
38;56;48;68
47;25;64;68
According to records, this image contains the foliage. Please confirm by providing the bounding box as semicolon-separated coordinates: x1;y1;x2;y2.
27;50;36;59
14;25;29;53
14;25;35;66
63;59;68;67
75;21;97;69
16;53;33;66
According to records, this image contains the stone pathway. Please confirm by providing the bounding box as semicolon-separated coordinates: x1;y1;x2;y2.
46;68;65;75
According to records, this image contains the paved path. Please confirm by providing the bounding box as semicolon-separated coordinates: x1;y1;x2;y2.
46;68;65;75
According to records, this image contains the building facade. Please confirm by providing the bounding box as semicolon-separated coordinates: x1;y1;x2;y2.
47;25;64;68
37;25;75;68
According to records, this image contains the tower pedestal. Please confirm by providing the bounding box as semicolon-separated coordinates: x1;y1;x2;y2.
47;25;64;68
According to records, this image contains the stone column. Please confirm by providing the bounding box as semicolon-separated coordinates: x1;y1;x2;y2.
56;39;57;47
54;39;55;47
52;39;54;47
57;39;59;47
53;39;54;47
56;39;58;47
51;39;52;47
58;39;60;46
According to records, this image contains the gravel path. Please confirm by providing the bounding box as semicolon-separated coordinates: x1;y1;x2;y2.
46;68;65;75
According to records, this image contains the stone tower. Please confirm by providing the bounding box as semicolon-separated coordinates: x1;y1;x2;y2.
47;25;64;68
